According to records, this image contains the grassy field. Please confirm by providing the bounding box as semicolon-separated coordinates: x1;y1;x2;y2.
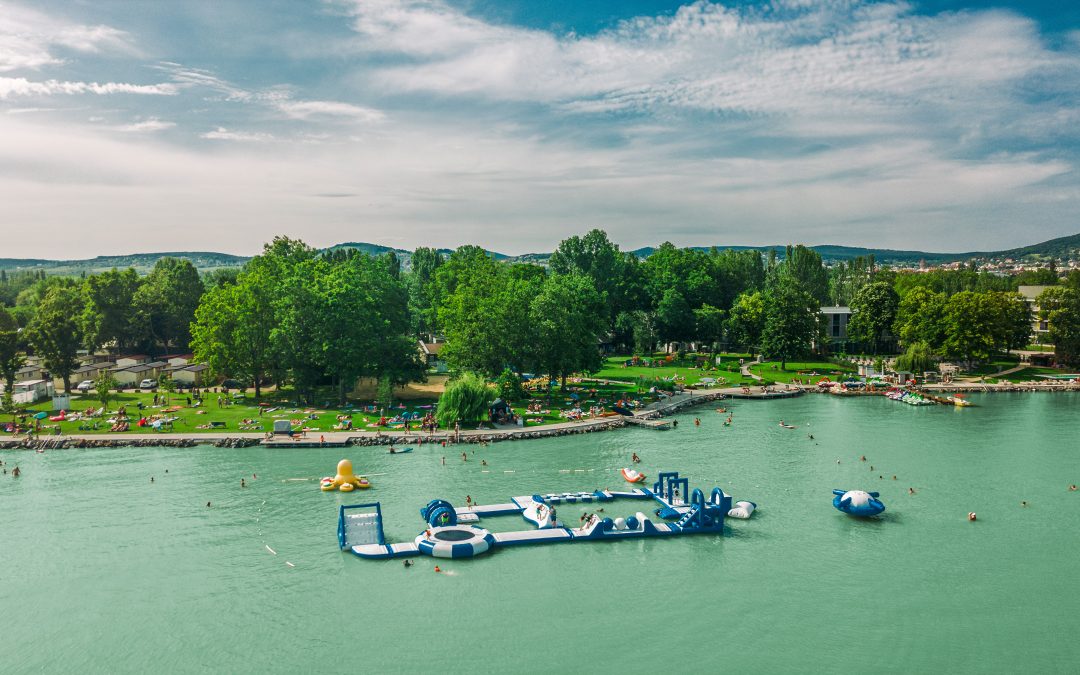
10;390;442;435
8;378;670;436
748;360;856;383
590;354;755;387
997;367;1079;382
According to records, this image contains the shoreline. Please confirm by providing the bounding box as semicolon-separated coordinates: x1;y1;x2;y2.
3;384;1076;451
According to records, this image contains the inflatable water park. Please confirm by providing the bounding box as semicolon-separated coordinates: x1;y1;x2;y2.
337;471;758;560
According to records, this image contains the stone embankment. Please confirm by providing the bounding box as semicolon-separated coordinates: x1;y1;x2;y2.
0;437;261;450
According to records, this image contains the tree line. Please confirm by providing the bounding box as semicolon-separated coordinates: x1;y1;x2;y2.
3;231;1080;409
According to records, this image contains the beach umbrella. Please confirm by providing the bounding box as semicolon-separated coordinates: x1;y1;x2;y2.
34;411;48;419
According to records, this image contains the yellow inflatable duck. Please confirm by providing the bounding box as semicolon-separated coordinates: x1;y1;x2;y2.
320;459;371;492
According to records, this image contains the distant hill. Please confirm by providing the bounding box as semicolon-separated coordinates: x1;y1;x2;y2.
0;251;250;274
2;232;1076;274
628;232;1080;264
981;232;1080;261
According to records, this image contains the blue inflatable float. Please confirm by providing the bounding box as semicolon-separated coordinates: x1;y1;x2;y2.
832;489;885;517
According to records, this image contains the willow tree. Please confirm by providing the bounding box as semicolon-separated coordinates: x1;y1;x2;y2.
436;372;492;428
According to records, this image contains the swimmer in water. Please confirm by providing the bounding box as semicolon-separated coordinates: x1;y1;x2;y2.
908;487;915;495
241;478;246;488
150;476;154;483
12;466;20;477
1021;500;1028;507
434;565;442;573
1070;485;1078;491
206;501;211;507
808;433;814;440
403;559;413;568
860;455;866;462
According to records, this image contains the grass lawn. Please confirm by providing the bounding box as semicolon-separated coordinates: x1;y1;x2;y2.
961;357;1021;377
11;390;441;436
7;379;666;436
998;367;1079;382
590;354;755;387
749;360;856;383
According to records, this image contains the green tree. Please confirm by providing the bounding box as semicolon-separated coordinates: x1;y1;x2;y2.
654;288;694;345
614;310;657;355
1037;287;1080;367
0;306;25;402
82;268;143;351
27;285;85;392
693;304;726;354
549;229;627;325
727;291;765;356
893;286;948;348
530;272;606;387
894;341;936;374
94;371;118;411
760;280;818;370
781;245;829;303
495;367;525;401
437;250;539;377
133;258;204;353
847;281;900;353
408;247;443;338
191;270;276;399
941;291;998;366
436;372;492;427
990;292;1031;353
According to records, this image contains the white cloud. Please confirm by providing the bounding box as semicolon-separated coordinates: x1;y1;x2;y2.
0;76;177;99
115;117;175;132
275;99;384;122
338;0;1078;128
0;3;136;72
200;126;274;142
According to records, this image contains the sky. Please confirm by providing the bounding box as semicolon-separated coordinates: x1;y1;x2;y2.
2;0;1080;258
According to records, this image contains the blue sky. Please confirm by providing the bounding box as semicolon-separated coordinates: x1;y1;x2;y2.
2;0;1080;257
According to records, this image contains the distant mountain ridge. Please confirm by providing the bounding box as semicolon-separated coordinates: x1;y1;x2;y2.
2;232;1076;273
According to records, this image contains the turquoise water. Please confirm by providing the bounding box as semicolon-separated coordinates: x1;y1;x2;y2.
2;393;1079;673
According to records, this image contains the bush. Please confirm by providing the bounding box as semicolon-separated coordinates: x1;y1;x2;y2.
436;372;493;427
495;368;525;402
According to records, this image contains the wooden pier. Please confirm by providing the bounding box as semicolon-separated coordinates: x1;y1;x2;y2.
624;417;672;430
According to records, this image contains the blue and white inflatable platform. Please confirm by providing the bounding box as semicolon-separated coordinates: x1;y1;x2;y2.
338;471;758;560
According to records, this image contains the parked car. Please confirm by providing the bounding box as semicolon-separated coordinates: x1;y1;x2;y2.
76;380;95;392
140;379;157;390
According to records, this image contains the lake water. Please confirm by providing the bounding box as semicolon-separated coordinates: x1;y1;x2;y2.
2;393;1078;673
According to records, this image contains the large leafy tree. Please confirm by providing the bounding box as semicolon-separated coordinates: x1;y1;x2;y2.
847;281;900;353
893;286;948;348
1038;287;1080;367
727;291;765;356
408;247;443;338
694;304;726;355
27;285;85;392
134;258;204;353
437;249;539;376
530;272;606;387
0;306;25;406
654;288;695;345
760;279;818;370
82;268;143;351
941;291;998;366
191;265;278;398
989;291;1031;353
549;229;629;325
780;245;830;303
